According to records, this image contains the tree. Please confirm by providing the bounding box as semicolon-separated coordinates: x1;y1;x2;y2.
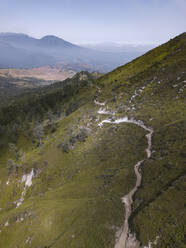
6;159;19;176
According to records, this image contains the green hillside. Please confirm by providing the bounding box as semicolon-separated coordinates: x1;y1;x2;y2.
0;33;185;248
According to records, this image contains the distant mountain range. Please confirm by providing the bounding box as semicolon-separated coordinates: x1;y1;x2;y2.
82;41;155;53
0;33;150;72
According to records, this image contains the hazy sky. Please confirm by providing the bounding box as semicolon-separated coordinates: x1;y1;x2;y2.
0;0;186;44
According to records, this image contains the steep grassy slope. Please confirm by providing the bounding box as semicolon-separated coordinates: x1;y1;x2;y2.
0;33;185;248
95;32;186;247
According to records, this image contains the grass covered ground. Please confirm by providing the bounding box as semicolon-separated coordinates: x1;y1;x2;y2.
0;33;185;247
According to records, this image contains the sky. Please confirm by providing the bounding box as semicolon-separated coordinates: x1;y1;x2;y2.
0;0;186;45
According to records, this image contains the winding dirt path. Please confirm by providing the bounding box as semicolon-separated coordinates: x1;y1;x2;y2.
96;102;153;248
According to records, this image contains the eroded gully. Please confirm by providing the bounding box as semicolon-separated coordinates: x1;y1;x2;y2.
95;101;154;248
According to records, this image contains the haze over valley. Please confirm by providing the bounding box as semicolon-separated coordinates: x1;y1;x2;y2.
0;32;148;73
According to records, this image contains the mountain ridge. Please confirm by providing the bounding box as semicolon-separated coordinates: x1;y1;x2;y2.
0;32;148;72
38;35;79;48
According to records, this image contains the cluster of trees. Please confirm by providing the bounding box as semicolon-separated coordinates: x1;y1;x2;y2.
6;143;23;176
0;71;93;126
58;127;88;153
0;71;94;176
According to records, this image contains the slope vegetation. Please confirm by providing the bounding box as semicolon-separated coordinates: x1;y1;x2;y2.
0;33;185;248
